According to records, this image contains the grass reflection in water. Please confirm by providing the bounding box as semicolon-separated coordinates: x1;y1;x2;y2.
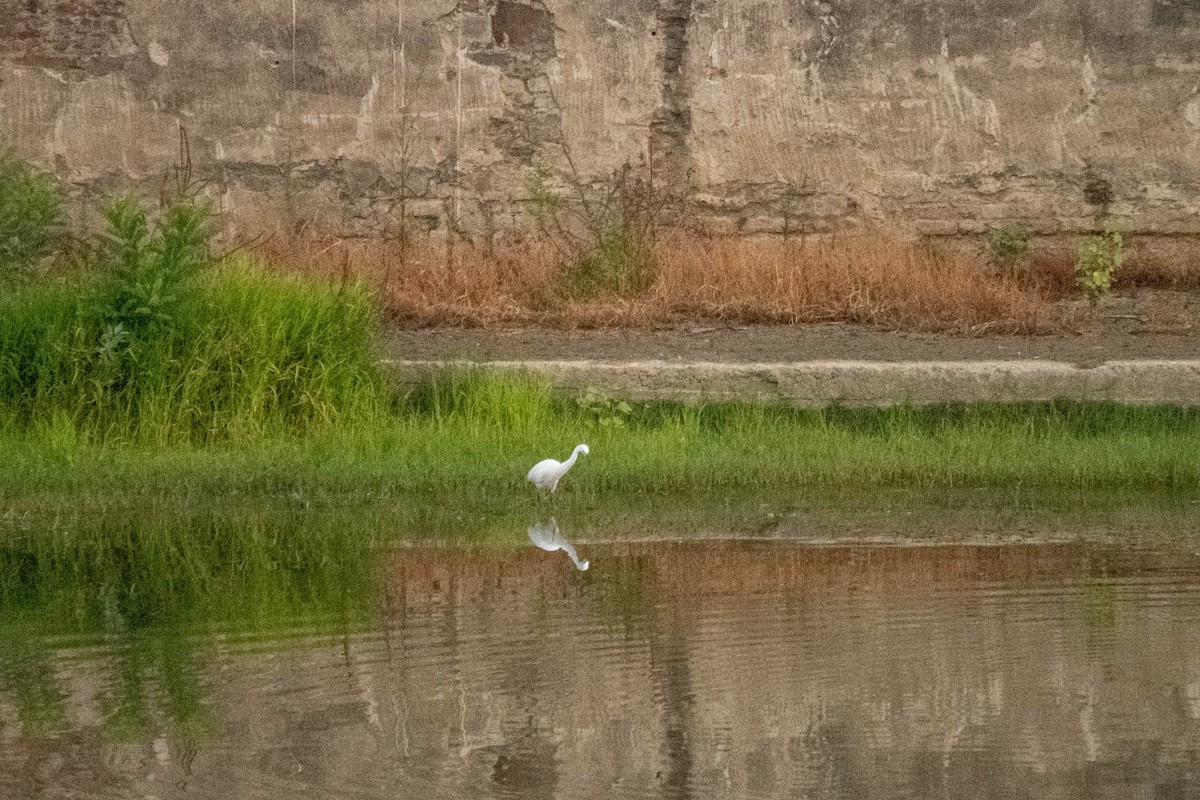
0;506;383;746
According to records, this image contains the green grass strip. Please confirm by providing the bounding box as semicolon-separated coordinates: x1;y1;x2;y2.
0;393;1198;509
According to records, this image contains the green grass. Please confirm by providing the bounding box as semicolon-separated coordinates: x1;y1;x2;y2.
0;371;1198;511
0;184;1194;508
0;186;387;445
0;261;386;443
0;254;1195;508
0;163;1191;512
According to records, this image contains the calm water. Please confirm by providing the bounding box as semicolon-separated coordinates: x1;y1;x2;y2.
3;510;1200;799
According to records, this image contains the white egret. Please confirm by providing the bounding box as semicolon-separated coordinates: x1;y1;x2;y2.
526;444;589;493
527;518;589;570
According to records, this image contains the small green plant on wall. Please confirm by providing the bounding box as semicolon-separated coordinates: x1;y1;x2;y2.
1076;227;1124;304
576;387;633;429
983;224;1033;273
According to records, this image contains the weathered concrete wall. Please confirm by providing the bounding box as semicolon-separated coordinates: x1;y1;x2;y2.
3;0;1200;245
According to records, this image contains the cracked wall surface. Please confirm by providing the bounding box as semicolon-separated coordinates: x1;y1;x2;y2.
2;0;1200;249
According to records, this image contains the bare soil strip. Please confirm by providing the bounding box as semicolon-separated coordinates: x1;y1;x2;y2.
386;324;1200;368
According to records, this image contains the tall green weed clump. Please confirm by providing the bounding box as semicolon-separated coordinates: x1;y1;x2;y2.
0;151;65;280
94;194;213;344
0;193;386;443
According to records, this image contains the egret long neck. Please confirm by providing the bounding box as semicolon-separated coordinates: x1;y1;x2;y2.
563;449;581;469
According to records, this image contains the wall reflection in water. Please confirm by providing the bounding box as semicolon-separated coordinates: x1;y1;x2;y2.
3;538;1200;799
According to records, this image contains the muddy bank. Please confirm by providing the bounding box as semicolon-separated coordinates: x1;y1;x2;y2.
385;295;1200;405
386;322;1198;370
383;290;1200;366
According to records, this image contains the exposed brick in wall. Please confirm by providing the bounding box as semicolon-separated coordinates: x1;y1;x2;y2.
3;0;1200;253
5;0;136;76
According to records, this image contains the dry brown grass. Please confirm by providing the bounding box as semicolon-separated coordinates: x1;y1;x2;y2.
653;235;1057;333
258;229;1063;333
1119;253;1200;291
1006;236;1200;298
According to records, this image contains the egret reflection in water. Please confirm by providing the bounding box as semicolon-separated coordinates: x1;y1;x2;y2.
527;518;590;570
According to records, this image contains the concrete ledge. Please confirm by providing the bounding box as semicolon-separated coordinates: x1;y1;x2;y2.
384;359;1200;407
